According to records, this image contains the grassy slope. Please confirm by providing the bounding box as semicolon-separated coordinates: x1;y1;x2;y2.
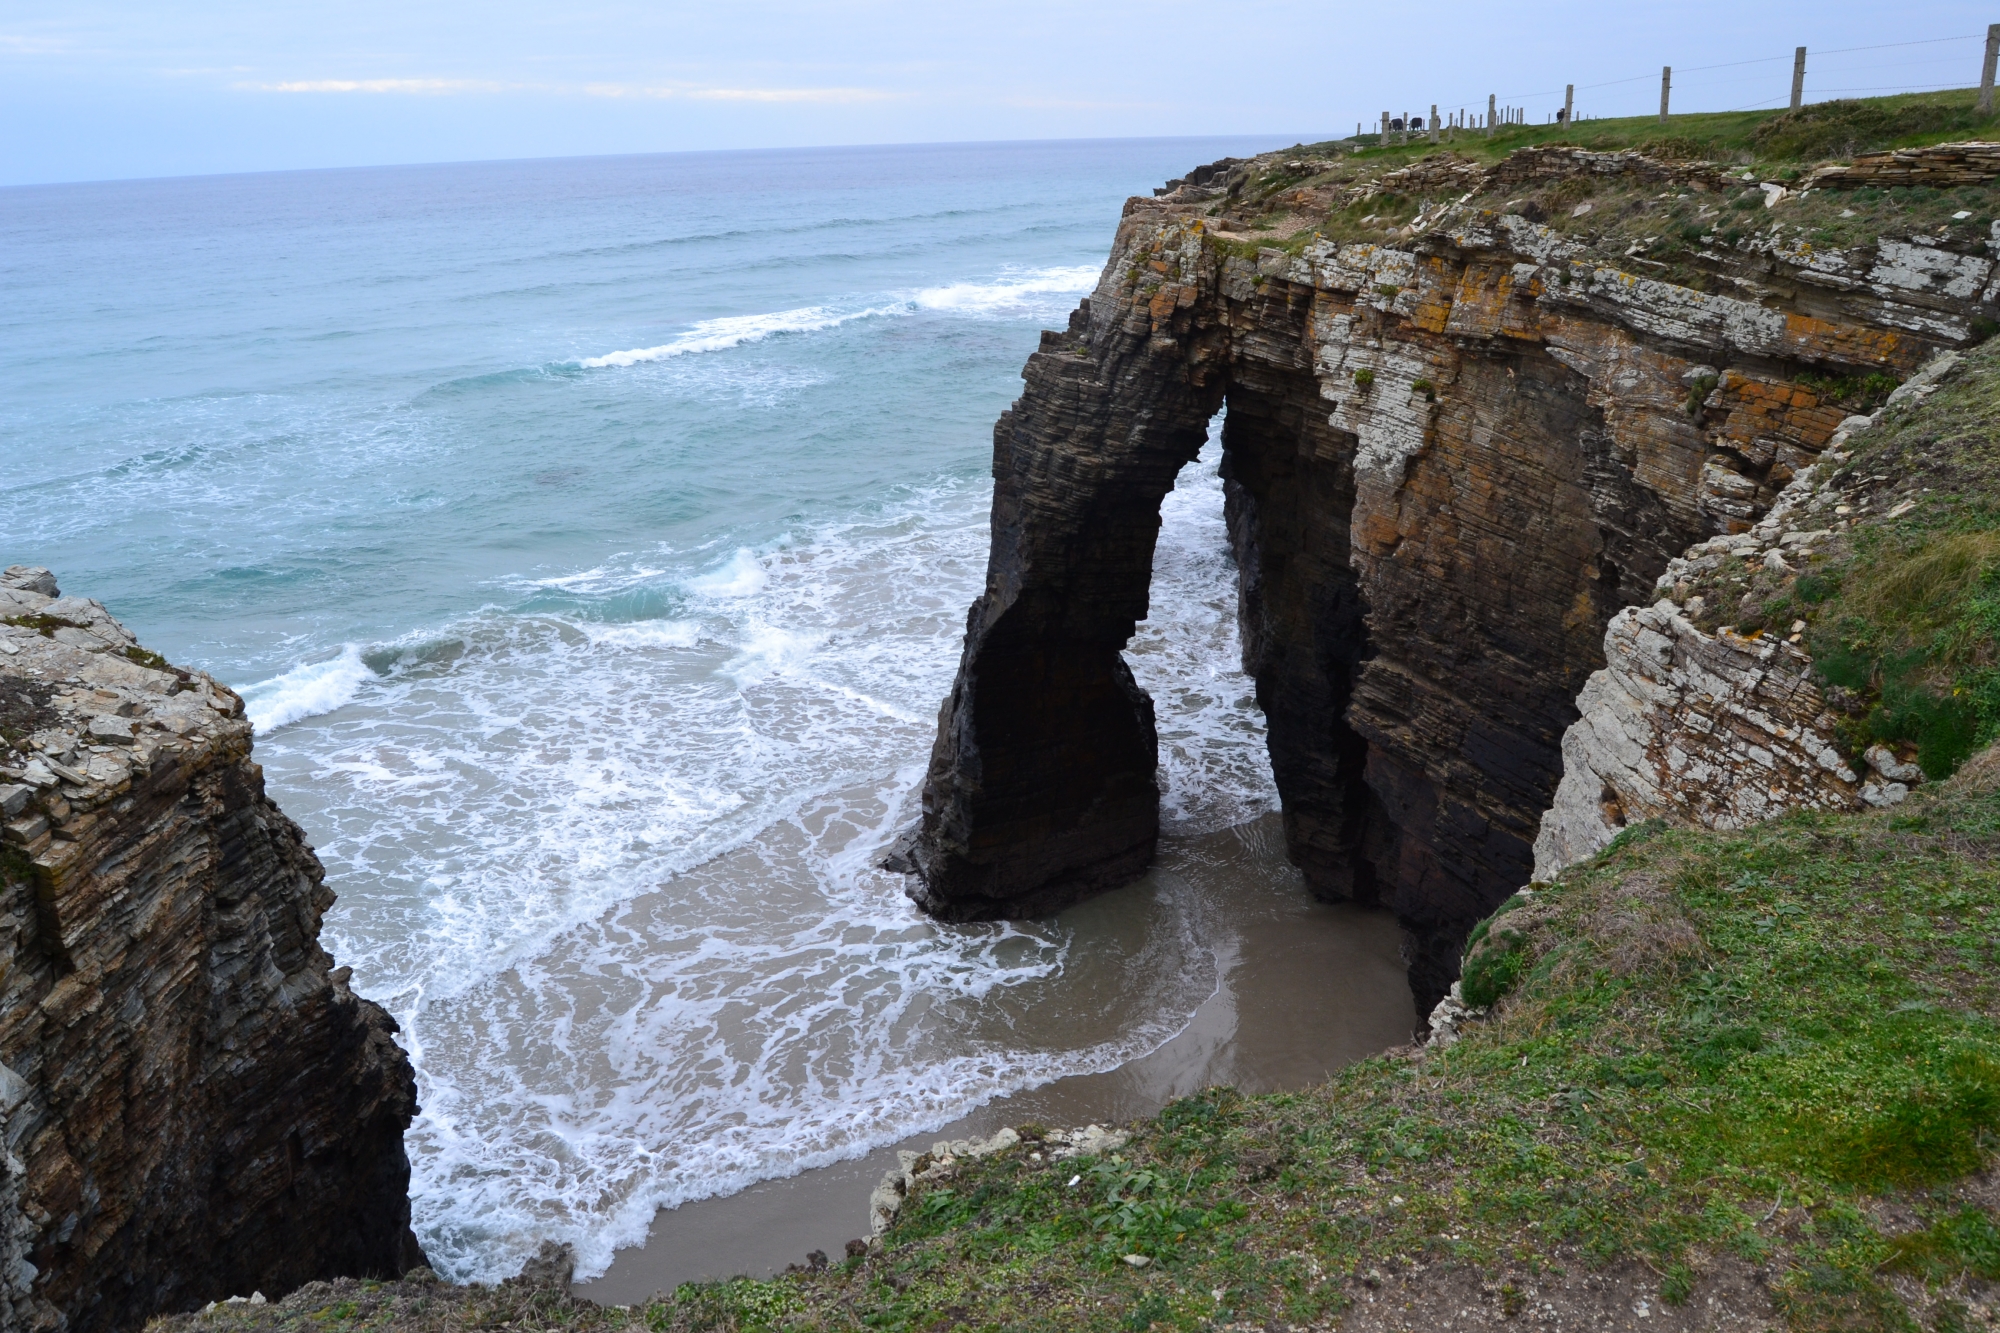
1676;339;2000;782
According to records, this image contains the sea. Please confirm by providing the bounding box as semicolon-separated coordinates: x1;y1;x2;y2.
0;136;1321;1281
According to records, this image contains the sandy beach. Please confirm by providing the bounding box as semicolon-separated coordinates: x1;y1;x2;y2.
578;813;1415;1302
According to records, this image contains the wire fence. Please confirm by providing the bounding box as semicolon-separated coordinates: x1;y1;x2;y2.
1357;29;1996;136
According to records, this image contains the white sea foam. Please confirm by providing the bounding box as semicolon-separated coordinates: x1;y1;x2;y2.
684;547;769;598
578;305;900;368
911;264;1101;317
721;624;825;684
254;428;1271;1285
526;564;668;594
1128;433;1280;833
577;267;1098;373
581;619;704;650
242;644;372;733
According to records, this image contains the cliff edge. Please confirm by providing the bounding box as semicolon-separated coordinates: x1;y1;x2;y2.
0;569;421;1332
906;128;2000;1011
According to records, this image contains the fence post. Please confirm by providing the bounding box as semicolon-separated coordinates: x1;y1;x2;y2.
1790;47;1806;112
1563;83;1574;128
1660;66;1672;123
1982;23;2000;116
1381;111;1390;142
1488;93;1496;137
1430;104;1440;144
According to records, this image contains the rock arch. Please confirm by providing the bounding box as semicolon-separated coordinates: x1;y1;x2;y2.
905;184;1950;1009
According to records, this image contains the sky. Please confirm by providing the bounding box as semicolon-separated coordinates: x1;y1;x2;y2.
1;0;1994;186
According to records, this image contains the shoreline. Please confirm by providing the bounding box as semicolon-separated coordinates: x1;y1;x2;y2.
577;814;1414;1303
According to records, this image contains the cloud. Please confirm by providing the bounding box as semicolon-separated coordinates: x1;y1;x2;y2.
582;83;892;103
236;77;891;103
244;78;518;94
687;87;891;103
0;34;66;54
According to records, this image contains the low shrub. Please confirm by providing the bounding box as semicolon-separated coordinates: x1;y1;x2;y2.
1749;97;1983;160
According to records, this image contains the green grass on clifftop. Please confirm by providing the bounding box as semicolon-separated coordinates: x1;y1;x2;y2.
1807;347;2000;780
1207;87;2000;272
1317;87;2000;172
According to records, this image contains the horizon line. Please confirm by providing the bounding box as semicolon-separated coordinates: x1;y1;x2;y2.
0;130;1326;193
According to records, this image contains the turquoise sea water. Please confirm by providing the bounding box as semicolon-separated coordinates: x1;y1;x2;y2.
0;138;1291;1279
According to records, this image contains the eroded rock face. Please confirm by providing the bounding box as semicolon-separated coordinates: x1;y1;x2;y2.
910;147;1991;1011
907;252;1228;918
0;569;421;1332
1532;362;1959;878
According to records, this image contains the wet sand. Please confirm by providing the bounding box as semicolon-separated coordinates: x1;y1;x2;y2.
576;814;1415;1303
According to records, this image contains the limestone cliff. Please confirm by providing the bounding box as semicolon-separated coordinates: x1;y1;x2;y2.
1537;341;1996;875
907;141;2000;1009
0;568;421;1332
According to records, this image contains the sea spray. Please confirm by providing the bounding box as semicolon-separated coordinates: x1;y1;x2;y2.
243;645;373;733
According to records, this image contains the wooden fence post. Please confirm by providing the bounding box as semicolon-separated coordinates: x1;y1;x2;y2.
1381;111;1390;141
1563;84;1574;128
1430;104;1440;143
1982;24;2000;116
1790;47;1806;112
1660;66;1671;123
1488;94;1496;137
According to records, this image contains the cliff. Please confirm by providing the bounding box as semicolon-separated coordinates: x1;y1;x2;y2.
0;569;422;1331
1534;349;1980;874
905;132;2000;1009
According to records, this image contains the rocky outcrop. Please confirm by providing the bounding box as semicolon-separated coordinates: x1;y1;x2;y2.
0;569;421;1332
1532;356;1960;876
905;282;1227;918
1806;140;2000;189
866;1125;1129;1239
907;145;1997;1010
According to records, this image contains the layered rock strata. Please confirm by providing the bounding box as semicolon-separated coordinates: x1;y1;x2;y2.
1805;139;2000;189
1533;358;1956;876
909;145;1996;1008
0;568;421;1332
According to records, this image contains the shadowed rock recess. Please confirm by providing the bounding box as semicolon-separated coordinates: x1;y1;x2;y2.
907;145;1992;1011
0;568;422;1332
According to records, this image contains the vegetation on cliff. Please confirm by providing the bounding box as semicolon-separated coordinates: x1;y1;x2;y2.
1807;352;2000;780
1674;339;2000;783
1202;87;2000;278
